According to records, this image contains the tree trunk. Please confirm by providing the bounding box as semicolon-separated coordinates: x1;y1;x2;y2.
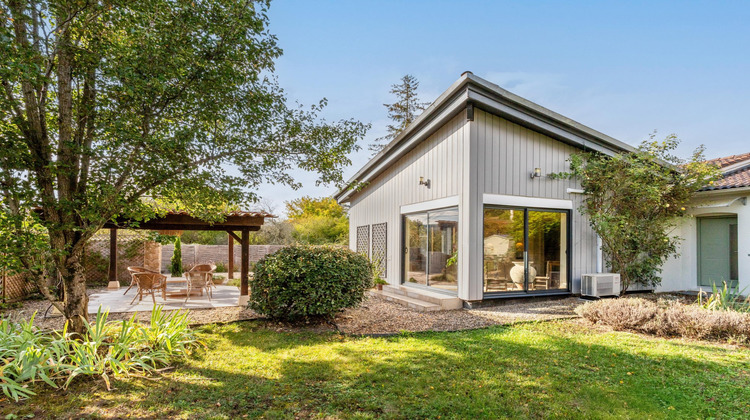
60;250;89;334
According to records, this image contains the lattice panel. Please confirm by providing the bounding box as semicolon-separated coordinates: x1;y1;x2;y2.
371;223;387;277
1;271;37;302
356;225;370;258
84;230;149;286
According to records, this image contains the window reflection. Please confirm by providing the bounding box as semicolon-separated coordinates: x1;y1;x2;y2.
403;208;458;293
483;207;568;293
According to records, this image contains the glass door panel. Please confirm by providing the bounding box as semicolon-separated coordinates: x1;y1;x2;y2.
483;208;525;292
484;206;569;294
404;214;428;286
527;211;568;291
427;208;459;293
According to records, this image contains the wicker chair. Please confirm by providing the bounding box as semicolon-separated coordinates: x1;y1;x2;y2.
184;270;213;302
125;266;159;295
130;272;167;305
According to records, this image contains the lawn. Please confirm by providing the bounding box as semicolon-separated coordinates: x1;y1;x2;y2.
4;319;750;419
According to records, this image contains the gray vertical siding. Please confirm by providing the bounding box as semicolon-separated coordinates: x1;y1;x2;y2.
470;109;597;294
348;113;471;284
347;108;600;299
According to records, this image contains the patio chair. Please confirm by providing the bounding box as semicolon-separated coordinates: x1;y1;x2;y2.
188;263;217;290
184;270;213;303
125;266;159;295
130;272;167;305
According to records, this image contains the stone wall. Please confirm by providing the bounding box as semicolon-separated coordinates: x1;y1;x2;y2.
161;244;284;272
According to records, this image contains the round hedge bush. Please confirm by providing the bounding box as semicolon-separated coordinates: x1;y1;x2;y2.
249;246;373;320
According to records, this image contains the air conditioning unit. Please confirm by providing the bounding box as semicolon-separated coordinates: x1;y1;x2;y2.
581;273;621;298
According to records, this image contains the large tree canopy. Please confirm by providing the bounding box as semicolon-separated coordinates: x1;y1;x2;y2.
0;0;368;333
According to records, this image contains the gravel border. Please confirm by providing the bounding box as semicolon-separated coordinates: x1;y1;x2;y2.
3;291;584;334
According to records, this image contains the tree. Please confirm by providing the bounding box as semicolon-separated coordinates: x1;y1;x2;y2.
170;236;183;277
286;196;348;245
369;74;430;154
565;135;721;293
0;0;368;334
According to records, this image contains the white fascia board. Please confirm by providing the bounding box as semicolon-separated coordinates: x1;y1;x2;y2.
467;90;619;156
483;193;573;210
400;196;460;214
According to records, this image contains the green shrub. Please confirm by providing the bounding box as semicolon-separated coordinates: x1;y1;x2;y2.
170;236;183;277
249;246;372;320
214;261;228;273
698;281;750;312
0;307;199;401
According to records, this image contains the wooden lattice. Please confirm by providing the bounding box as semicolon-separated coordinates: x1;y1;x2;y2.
371;223;387;277
84;230;149;286
1;271;37;302
356;225;370;258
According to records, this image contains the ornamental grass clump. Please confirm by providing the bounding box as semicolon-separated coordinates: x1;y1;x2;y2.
249;245;372;320
577;297;750;344
0;307;199;401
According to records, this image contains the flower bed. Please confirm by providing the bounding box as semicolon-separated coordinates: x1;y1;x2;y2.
576;297;750;344
0;306;200;401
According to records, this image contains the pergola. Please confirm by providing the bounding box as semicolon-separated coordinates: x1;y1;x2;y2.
102;210;275;304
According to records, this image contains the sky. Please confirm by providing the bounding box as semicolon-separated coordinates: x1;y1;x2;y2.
255;0;750;214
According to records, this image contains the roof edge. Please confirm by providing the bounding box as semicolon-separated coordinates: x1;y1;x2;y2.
335;72;636;203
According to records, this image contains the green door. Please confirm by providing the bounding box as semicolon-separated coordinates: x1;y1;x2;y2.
698;217;739;287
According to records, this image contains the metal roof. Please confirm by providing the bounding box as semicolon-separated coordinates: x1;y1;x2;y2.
335;72;636;203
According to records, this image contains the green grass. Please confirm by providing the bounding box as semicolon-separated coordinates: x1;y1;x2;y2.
4;320;750;419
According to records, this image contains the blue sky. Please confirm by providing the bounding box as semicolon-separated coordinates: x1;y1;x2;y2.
256;0;750;213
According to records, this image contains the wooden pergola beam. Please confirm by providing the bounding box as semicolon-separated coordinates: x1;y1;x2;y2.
108;228;119;290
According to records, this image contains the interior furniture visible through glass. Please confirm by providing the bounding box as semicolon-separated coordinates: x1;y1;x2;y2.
483;206;568;294
403;207;459;293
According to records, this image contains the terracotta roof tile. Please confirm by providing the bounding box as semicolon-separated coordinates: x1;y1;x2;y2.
701;152;750;191
703;152;750;168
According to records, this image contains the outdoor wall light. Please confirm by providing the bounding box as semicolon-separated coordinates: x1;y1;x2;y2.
530;168;542;179
419;176;431;188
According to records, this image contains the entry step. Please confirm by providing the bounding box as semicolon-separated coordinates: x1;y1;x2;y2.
373;285;463;311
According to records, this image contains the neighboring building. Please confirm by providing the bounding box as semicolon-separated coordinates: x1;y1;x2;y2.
335;72;636;305
660;153;750;293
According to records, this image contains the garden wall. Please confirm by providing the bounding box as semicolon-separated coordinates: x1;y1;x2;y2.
160;244;284;272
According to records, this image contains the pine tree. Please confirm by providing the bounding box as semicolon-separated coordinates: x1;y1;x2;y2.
369;75;430;154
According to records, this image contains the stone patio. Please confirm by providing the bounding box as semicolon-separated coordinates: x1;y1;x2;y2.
88;283;240;313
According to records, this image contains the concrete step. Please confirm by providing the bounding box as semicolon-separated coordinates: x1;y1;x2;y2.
371;289;442;311
381;285;463;310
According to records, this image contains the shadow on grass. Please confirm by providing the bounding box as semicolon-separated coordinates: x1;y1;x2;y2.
4;320;750;419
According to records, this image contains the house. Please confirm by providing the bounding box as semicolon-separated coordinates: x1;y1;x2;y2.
335;71;641;308
660;153;750;294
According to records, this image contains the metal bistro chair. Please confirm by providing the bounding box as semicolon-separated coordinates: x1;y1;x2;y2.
130;272;167;305
125;266;159;295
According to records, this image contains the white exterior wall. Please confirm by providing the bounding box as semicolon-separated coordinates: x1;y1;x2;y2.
659;193;750;292
347;113;471;292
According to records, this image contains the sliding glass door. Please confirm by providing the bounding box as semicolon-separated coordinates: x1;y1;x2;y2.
403;208;458;293
483;206;568;294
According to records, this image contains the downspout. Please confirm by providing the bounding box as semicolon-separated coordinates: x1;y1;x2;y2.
596;235;603;273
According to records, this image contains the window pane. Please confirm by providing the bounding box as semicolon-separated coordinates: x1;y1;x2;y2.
427;208;458;292
483;208;525;292
527;211;568;291
404;214;428;286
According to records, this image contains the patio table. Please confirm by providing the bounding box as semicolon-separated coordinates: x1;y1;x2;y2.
164;278;203;298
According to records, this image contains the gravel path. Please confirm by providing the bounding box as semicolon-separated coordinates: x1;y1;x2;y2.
3;291;583;334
